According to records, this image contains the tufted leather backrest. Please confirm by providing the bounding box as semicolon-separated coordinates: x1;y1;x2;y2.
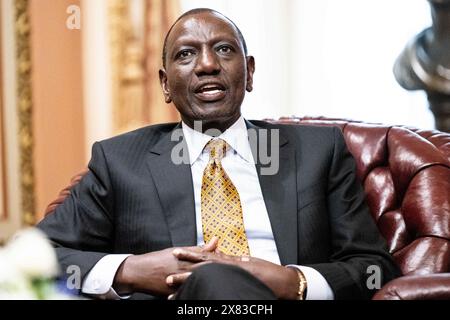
45;117;450;276
269;117;450;276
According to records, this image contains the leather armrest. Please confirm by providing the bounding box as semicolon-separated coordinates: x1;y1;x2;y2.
44;168;89;217
372;273;450;300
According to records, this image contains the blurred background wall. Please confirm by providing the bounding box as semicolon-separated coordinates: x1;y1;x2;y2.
30;0;85;226
0;0;436;239
181;0;433;127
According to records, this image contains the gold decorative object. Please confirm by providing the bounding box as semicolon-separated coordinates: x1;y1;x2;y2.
14;0;35;225
144;0;180;124
108;0;180;134
0;2;7;221
108;0;146;134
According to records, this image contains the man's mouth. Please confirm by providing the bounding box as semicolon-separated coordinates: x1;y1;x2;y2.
194;83;226;102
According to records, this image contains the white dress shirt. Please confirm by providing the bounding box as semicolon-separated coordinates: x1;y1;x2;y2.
82;116;334;300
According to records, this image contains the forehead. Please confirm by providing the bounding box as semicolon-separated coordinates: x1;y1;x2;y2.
166;12;241;49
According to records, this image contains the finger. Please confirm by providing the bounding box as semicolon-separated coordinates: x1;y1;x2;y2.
166;272;192;287
211;248;241;261
173;248;210;263
182;245;203;253
173;247;199;259
180;240;215;253
202;237;219;252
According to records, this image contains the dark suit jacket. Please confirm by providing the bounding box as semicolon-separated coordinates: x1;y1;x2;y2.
37;120;400;299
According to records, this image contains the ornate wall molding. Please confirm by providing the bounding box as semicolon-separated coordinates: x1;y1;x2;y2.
15;0;34;225
108;0;146;134
108;0;179;134
0;2;7;223
144;0;180;124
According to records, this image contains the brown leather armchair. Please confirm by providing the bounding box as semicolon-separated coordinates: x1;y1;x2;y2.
272;117;450;300
44;117;450;300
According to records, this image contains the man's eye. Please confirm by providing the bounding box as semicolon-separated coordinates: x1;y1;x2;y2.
177;50;193;58
217;46;232;54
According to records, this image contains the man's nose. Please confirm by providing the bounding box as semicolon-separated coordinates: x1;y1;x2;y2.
194;48;220;76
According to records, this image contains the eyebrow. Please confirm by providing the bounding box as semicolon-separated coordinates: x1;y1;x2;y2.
169;36;242;54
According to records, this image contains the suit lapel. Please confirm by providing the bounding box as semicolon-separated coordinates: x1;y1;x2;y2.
144;120;299;262
246;121;298;265
146;124;197;247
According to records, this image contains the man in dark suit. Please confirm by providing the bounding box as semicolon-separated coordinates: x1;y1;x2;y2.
37;8;399;300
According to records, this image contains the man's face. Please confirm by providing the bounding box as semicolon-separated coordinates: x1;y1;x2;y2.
159;12;255;131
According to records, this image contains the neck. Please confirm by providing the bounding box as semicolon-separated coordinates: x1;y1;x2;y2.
183;115;241;136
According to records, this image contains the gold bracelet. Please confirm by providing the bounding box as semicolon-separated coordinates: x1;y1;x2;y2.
288;267;307;300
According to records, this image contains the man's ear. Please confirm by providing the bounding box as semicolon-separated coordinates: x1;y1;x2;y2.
245;56;255;92
159;69;172;103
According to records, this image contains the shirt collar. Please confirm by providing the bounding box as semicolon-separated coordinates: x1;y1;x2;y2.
182;116;254;165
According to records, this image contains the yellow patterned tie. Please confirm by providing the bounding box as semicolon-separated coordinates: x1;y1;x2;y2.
201;139;250;256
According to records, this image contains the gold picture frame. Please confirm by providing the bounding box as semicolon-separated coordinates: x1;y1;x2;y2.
0;2;7;223
0;0;33;242
15;0;35;226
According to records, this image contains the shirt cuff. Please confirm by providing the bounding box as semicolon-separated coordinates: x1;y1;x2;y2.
82;254;132;300
286;265;335;300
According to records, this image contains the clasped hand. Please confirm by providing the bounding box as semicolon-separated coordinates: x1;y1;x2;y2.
114;237;298;299
168;237;298;300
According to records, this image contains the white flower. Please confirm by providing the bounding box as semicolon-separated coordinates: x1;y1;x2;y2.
5;228;59;279
0;249;35;300
0;228;76;299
